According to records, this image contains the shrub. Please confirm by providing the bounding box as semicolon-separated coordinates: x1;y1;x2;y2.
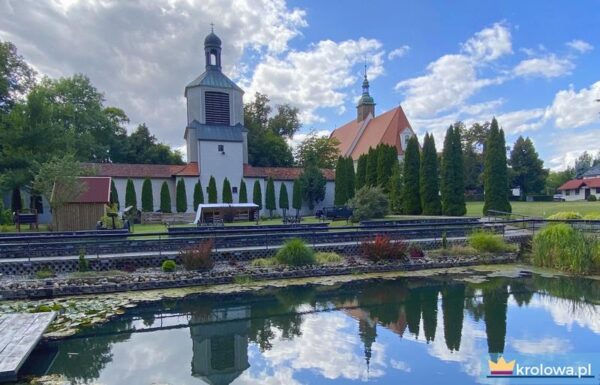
0;202;13;225
532;223;596;274
408;244;425;259
547;211;582;220
193;182;204;208
275;238;316;266
162;260;177;272
233;275;255;284
160;182;172;213
36;267;55;279
361;235;407;262
176;179;187;212
587;195;597;202
78;250;89;272
429;245;478;257
348;186;389;222
141;178;153;212
583;213;600;220
315;252;343;265
125;179;137;211
100;214;123;229
468;230;512;253
222;178;233;204
180;239;215;271
251;257;278;267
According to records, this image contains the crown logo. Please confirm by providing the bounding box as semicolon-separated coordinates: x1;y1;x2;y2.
488;357;516;375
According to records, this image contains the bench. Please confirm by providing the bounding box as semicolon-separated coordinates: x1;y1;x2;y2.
14;211;38;232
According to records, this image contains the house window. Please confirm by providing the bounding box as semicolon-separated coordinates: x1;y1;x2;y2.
232;187;238;194
205;91;230;125
566;190;570;196
596;188;600;194
218;144;224;152
575;189;580;195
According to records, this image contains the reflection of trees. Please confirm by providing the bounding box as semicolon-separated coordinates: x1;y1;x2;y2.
421;287;439;343
533;275;600;303
405;289;421;338
510;281;534;307
442;284;465;352
482;283;509;355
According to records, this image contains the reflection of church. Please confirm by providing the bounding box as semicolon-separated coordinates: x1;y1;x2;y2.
189;305;251;385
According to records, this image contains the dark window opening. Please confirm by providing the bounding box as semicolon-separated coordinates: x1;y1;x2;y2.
596;188;600;193
205;91;230;125
575;189;580;194
566;190;570;196
218;144;224;152
232;187;238;194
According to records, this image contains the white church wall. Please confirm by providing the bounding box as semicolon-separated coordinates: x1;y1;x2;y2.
178;176;200;212
112;177;175;213
198;140;243;201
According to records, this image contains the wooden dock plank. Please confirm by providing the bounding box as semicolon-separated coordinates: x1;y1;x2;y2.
0;312;56;382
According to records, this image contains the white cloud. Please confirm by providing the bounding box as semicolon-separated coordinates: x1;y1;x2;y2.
566;39;594;53
496;108;546;134
243;38;385;124
461;22;512;61
388;45;410;60
513;55;574;78
510;337;571;355
390;359;412;372
544;81;600;128
287;129;332;150
547;128;600;170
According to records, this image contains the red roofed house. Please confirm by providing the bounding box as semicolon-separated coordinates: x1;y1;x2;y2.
51;177;111;231
557;165;600;201
330;69;417;164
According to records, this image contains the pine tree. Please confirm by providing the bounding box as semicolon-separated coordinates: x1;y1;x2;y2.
334;156;347;205
265;177;276;217
193;181;204;209
292;178;302;217
441;125;467;216
222;177;233;203
110;179;120;210
279;183;289;217
366;147;379;186
125;179;137;211
176;179;187;212
207;176;217;203
402;136;421;214
389;162;403;214
238;180;248;203
160;181;171;213
420;133;441;215
483;118;511;214
344;156;356;201
355;154;368;190
252;180;262;210
141;178;153;212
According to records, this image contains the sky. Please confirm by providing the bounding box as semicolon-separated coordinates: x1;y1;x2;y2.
0;0;599;170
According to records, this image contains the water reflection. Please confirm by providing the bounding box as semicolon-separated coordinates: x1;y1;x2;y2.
29;275;600;385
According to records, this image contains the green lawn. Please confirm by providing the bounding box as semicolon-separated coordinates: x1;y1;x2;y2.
465;201;600;218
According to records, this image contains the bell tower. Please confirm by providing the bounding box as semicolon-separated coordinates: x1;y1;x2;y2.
356;64;375;122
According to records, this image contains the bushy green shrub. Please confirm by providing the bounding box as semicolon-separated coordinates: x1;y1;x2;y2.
275;238;316;266
162;260;177;272
348;186;389;222
361;235;407;262
180;240;214;270
315;252;343;265
547;211;582;220
468;230;513;253
532;223;596;274
100;213;123;229
0;202;13;225
251;257;278;267
78;250;89;272
587;195;597;202
35;267;55;279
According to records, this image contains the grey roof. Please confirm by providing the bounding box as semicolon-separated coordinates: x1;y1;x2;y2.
582;165;600;178
188;121;245;142
185;69;243;94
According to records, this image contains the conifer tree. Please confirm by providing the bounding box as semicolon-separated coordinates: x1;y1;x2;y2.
366;147;379;186
377;144;398;190
265;177;276;217
222;177;233;203
355;154;368;190
207;176;217;203
389;162;403;214
334;156;347;205
193;181;204;208
420;133;441;215
279;183;289;216
292;178;302;217
160;181;171;213
125;179;137;211
402;136;421;214
252;180;262;210
483;118;511;214
175;179;187;212
110;179;120;209
441;125;467;216
509;136;546;199
141;178;153;212
344;156;356;201
238;180;248;203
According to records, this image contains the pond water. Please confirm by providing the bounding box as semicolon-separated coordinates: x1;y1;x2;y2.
24;274;600;384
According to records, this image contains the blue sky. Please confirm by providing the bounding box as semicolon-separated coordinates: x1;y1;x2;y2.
0;0;598;169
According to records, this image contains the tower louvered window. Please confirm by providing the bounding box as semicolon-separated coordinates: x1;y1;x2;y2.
205;91;230;125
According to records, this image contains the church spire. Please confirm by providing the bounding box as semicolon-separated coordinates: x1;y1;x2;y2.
357;63;375;122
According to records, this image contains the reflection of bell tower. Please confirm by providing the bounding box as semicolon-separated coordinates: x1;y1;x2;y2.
189;305;251;385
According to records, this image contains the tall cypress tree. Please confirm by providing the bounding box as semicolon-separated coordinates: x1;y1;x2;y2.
366;147;379;186
265;177;276;217
402;136;421;215
334;156;346;205
176;179;187;212
252;180;262;210
110;179;120;210
441;125;466;216
420;133;441;215
483;118;511;214
279;183;289;217
355;154;368;190
292;178;302;217
238;180;248;203
160;181;171;213
344;156;356;201
193;181;204;209
377;144;398;190
125;179;137;211
389;162;403;214
222;177;233;203
141;178;153;212
207;176;217;203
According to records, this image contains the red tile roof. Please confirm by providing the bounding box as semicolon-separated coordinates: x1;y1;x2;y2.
86;162;199;178
558;177;600;190
330;106;414;160
243;164;335;181
61;177;111;204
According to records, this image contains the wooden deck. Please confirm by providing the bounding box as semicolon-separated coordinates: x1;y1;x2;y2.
0;312;56;382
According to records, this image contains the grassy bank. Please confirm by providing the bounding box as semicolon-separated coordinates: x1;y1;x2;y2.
465;201;600;218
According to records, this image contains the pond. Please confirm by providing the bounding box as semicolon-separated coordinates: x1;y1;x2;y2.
23;274;600;384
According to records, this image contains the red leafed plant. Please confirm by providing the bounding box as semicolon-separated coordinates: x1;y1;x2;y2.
361;235;407;262
180;239;215;271
408;244;425;259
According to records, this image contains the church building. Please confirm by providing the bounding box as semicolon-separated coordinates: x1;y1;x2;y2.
330;69;417;164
